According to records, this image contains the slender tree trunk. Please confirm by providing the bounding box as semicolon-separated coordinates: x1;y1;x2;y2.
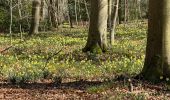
137;0;142;19
40;0;45;21
17;0;22;33
68;7;73;28
74;0;78;26
29;0;41;35
17;0;23;40
83;0;90;23
47;5;53;29
140;0;170;82
10;0;13;44
110;0;119;45
118;0;123;24
67;0;73;28
49;0;58;28
124;0;128;23
108;0;112;32
83;0;108;53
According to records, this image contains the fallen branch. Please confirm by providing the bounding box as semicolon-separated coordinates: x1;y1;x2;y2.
0;46;13;54
44;48;63;68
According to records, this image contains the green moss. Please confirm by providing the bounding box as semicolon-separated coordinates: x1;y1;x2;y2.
82;43;103;54
91;44;103;54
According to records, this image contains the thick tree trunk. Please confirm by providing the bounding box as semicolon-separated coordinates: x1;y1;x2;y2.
29;0;41;35
83;0;108;53
140;0;170;82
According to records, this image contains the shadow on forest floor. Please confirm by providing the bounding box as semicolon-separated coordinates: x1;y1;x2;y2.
0;80;103;90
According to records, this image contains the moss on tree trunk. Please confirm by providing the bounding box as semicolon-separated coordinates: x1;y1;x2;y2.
83;0;108;53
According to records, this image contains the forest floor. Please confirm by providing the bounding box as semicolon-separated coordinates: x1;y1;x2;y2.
0;23;170;99
0;80;102;99
0;79;170;99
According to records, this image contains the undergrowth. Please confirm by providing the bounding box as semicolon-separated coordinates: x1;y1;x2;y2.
0;23;147;84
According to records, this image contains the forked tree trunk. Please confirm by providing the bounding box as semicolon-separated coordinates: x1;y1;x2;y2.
83;0;108;53
29;0;41;35
140;0;170;82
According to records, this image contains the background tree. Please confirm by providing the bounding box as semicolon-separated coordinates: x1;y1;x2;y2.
83;0;108;53
109;0;119;45
0;0;149;34
29;0;41;35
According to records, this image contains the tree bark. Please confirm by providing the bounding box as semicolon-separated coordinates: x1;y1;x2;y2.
9;0;13;44
74;0;78;26
83;0;90;22
110;0;119;45
67;0;74;28
83;0;108;53
108;0;112;32
49;0;58;28
29;0;41;35
124;0;128;23
118;0;123;24
40;0;45;21
140;0;170;82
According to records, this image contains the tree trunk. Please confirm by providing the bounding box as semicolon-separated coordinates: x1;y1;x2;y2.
108;0;112;32
67;0;73;28
140;0;170;82
9;0;13;44
49;0;58;28
124;0;128;23
74;0;78;26
83;0;108;53
17;0;22;33
118;0;123;24
29;0;41;35
83;0;90;23
17;0;23;40
40;0;45;21
110;0;119;45
137;0;142;19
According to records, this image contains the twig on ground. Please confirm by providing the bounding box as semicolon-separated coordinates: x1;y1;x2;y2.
0;46;13;54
